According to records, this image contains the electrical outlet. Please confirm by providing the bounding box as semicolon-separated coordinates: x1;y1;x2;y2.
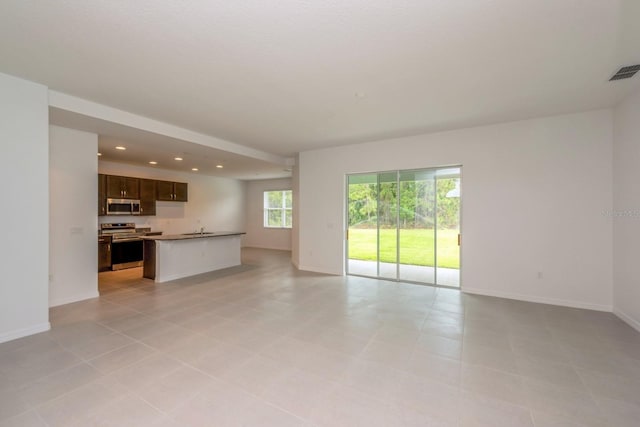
537;271;543;279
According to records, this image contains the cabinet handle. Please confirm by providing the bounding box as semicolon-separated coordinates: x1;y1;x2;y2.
107;244;111;252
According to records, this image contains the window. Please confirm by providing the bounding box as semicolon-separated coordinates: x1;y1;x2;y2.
264;190;292;228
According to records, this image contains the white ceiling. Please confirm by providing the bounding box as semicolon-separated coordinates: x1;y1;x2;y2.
1;1;640;165
49;107;292;180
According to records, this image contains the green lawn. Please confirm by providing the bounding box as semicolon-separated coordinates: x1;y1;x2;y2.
348;228;460;269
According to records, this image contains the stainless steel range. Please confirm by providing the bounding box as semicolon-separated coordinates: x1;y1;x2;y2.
100;223;145;270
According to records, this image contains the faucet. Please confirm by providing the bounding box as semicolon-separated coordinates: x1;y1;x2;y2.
200;226;204;235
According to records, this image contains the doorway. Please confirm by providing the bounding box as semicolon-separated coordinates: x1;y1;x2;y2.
346;167;461;287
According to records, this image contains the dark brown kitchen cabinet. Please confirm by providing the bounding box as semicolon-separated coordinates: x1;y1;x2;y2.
98;236;112;271
98;174;106;216
139;178;156;216
156;180;188;202
106;175;139;199
173;182;188;201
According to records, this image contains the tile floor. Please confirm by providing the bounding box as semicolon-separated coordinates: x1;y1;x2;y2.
1;248;640;426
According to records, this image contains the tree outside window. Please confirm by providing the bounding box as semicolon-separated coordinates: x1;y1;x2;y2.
264;190;292;228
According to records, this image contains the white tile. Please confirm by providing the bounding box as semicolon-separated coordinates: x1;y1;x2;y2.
403;350;462;386
220;354;291;395
577;368;640;405
340;359;402;400
109;354;182;391
392;373;460;425
523;379;605;425
594;396;640;427
88;343;157;374
137;366;212;413
461;363;527;406
515;356;586;391
462;342;519;375
35;377;126;427
262;368;334;419
66;332;135;360
0;389;29;421
309;384;402;427
18;363;102;407
0;248;637;426
460;391;533;427
0;411;47;427
85;394;165;427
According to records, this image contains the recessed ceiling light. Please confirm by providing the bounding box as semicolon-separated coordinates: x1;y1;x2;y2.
174;157;183;161
216;165;224;169
97;152;102;156
192;168;199;171
115;146;126;150
149;161;157;165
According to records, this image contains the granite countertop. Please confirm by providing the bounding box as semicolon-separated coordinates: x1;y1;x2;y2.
142;231;245;241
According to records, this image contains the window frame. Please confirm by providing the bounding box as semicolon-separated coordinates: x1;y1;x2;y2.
263;189;292;229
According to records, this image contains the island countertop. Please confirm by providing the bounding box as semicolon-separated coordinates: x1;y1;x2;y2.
142;231;245;241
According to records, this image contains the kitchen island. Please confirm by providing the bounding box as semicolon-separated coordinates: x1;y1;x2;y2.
142;231;245;282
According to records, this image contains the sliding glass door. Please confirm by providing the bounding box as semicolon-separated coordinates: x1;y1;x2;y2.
346;167;461;287
398;169;436;284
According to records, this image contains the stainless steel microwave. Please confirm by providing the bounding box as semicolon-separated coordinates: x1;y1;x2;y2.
106;198;141;215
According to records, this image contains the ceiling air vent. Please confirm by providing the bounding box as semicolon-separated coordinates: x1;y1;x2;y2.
610;65;640;81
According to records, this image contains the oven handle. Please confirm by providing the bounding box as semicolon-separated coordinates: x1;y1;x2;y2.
112;238;143;243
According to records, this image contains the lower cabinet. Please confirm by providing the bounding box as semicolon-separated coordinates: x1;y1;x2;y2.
98;236;112;272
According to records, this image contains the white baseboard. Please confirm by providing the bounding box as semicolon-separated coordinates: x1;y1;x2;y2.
296;264;340;276
49;290;99;308
463;287;612;312
0;322;51;344
614;308;640;332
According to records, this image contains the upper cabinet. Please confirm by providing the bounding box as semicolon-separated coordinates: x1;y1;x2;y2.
174;182;188;202
98;174;106;216
139;179;156;216
157;180;188;202
99;174;187;216
106;175;139;199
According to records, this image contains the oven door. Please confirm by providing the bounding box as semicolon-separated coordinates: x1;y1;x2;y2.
111;239;143;270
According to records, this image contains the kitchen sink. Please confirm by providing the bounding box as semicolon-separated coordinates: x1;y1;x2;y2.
182;232;217;236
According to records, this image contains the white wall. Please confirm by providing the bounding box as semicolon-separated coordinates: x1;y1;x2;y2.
292;156;300;267
49;126;99;306
613;89;640;330
0;73;50;343
244;178;292;250
98;161;246;236
298;110;614;311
